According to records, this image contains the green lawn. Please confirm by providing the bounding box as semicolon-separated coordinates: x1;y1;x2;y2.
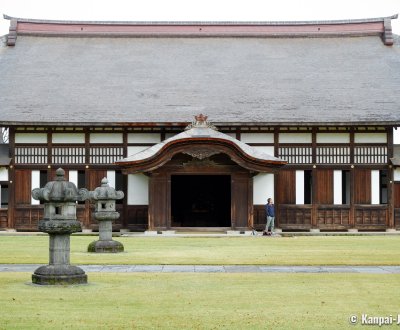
0;273;399;329
0;235;399;265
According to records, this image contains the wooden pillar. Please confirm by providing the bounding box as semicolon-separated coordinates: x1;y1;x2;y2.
83;128;90;228
47;128;52;169
248;173;254;228
148;172;168;230
311;128;317;229
274;128;280;227
121;170;128;229
231;172;251;229
122;129;128;229
349;128;355;229
387;127;395;229
7;127;15;229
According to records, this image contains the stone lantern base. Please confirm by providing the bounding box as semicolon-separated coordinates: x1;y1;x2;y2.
87;218;124;253
32;232;87;285
32;265;87;285
87;239;124;253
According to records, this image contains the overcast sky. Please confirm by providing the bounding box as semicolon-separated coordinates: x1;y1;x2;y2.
0;0;399;35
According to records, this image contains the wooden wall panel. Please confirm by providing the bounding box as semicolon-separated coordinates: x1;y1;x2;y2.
317;206;350;227
315;169;333;204
253;205;266;228
354;169;371;204
394;183;400;229
355;207;387;226
0;209;7;228
14;207;43;230
149;173;168;229
278;205;312;228
88;170;107;190
231;172;250;228
126;205;148;231
15;170;31;205
394;183;400;208
276;170;295;204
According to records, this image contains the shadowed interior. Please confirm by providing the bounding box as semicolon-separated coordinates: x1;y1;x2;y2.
171;175;231;227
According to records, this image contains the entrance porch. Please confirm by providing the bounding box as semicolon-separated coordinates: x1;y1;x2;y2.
116;115;286;231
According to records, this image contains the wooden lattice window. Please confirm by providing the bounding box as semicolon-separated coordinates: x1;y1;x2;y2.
52;147;85;164
89;147;124;164
15;147;47;164
316;146;350;164
354;146;387;164
278;147;312;164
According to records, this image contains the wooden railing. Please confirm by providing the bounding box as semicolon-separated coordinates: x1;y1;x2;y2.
395;208;400;229
126;205;148;231
13;204;126;231
317;205;350;229
254;204;388;231
14;206;43;230
10;204;389;231
354;205;387;228
277;204;312;229
0;209;8;229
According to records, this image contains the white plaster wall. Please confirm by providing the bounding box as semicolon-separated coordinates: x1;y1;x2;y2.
279;133;312;144
371;170;380;205
333;170;342;205
127;174;149;205
69;170;78;187
295;170;305;204
316;133;350;144
52;133;85;144
224;133;237;139
394;128;400;144
241;133;274;143
31;170;40;205
127;146;149;156
128;133;161;143
253;173;274;204
90;133;123;144
106;170;116;188
0;167;8;181
394;168;400;182
354;133;387;143
15;133;47;144
253;146;275;156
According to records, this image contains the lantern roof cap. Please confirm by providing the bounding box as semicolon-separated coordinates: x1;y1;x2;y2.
90;177;124;201
32;168;89;202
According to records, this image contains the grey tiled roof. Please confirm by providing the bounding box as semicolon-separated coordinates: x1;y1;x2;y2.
118;123;283;164
0;34;399;126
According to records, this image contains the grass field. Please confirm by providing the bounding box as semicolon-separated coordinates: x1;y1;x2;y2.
1;272;399;329
1;235;399;329
0;235;399;265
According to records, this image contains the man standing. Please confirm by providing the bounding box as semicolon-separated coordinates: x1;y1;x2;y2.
264;198;275;236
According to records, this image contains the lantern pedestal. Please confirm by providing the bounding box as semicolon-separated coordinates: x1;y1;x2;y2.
88;218;124;252
31;168;88;285
87;178;124;253
88;240;124;253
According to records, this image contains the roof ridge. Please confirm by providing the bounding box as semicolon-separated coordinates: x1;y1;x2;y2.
3;13;398;26
4;14;398;46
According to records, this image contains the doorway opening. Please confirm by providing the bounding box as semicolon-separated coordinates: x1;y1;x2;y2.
171;175;231;227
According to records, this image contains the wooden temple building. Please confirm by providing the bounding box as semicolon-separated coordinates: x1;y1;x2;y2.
0;15;399;232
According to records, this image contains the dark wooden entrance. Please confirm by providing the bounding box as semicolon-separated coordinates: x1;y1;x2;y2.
171;175;231;227
117;116;286;231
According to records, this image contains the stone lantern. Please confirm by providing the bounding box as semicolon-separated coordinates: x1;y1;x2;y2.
87;177;124;253
31;168;89;285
